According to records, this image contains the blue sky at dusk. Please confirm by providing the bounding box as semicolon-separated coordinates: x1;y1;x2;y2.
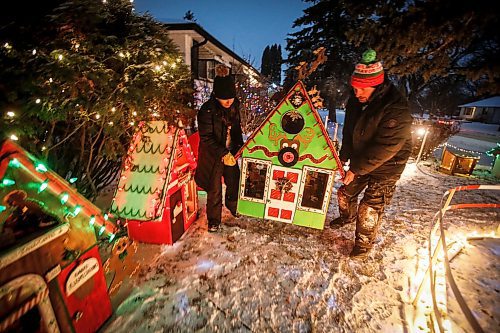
133;0;308;70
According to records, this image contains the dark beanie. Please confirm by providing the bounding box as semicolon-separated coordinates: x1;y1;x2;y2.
213;64;236;99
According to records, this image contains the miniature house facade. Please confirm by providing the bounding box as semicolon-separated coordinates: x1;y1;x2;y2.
0;140;113;333
111;121;198;245
236;81;342;229
439;147;480;176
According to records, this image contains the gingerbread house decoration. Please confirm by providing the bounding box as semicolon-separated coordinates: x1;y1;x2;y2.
439;146;480;176
236;81;343;229
0;139;114;333
110;121;198;244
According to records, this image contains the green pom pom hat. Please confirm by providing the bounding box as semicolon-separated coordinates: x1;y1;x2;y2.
351;49;384;88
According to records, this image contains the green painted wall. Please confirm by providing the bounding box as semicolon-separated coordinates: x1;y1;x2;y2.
292;210;326;229
237;199;265;218
237;82;339;230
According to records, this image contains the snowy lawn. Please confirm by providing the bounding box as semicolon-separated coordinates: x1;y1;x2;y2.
102;163;499;333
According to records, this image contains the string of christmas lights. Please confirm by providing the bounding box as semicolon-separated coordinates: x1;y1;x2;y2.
0;143;117;242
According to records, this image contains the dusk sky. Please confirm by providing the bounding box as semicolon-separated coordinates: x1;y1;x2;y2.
134;0;309;70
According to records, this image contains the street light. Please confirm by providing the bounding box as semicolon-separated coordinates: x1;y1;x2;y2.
416;127;429;164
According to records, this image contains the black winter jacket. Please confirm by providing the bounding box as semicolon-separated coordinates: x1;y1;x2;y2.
194;96;244;191
340;81;412;176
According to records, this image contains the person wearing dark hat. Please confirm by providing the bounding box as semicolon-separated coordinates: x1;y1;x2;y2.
195;64;243;232
330;49;412;258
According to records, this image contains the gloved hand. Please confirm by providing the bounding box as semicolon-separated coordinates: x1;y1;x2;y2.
222;152;236;166
343;170;355;185
342;159;350;172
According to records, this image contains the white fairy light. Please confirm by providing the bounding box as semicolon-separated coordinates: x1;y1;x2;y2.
32;49;37;55
6;111;15;118
95;114;101;119
58;54;63;61
35;98;41;104
49;77;53;83
119;52;125;58
132;111;137;116
10;134;19;141
111;107;116;112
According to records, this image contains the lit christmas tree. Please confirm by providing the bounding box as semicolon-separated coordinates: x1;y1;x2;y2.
0;0;193;200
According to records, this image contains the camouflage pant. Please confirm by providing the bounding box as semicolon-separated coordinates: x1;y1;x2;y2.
337;164;405;249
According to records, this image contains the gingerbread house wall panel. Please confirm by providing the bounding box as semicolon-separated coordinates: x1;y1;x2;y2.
111;122;197;245
0;140;113;333
111;122;176;221
236;81;341;230
56;246;112;333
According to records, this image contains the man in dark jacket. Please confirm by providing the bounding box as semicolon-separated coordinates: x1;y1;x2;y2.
331;49;412;258
195;65;244;232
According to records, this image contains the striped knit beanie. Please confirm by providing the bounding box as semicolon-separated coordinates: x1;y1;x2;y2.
351;49;384;88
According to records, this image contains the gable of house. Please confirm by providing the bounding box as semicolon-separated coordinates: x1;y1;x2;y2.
239;81;341;171
110;121;196;221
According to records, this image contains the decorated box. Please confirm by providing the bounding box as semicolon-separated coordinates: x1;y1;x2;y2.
236;81;343;229
110;121;198;244
0;139;113;333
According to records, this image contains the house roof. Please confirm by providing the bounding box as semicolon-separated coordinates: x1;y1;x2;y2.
163;22;260;76
236;81;343;175
0;139;116;239
111;122;196;221
459;96;500;108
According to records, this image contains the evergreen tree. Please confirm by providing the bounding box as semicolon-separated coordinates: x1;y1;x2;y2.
0;0;192;200
261;44;283;85
261;45;271;78
286;0;499;115
346;0;499;95
270;44;282;85
285;0;362;111
183;10;196;22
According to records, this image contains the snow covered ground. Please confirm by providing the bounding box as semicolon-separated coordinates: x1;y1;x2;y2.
102;162;499;333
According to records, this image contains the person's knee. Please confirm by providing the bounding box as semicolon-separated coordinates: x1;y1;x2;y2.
362;181;398;210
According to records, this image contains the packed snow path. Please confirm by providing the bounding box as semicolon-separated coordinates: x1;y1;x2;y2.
103;163;499;333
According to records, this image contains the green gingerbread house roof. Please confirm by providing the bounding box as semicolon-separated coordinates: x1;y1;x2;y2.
238;81;342;172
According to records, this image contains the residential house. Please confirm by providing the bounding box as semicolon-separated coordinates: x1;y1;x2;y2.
458;96;500;124
164;22;263;109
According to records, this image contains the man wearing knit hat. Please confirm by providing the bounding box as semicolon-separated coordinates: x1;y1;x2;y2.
331;49;412;259
195;64;243;232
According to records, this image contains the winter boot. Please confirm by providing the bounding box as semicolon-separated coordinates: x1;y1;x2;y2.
225;200;240;218
208;219;221;233
354;203;383;252
330;186;358;228
329;216;355;228
349;244;371;259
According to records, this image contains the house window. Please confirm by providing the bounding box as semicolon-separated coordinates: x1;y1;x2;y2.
297;166;334;213
198;60;215;80
281;111;304;134
464;107;474;116
240;159;271;203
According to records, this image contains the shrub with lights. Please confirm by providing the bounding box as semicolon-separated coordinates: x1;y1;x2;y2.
0;0;193;200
